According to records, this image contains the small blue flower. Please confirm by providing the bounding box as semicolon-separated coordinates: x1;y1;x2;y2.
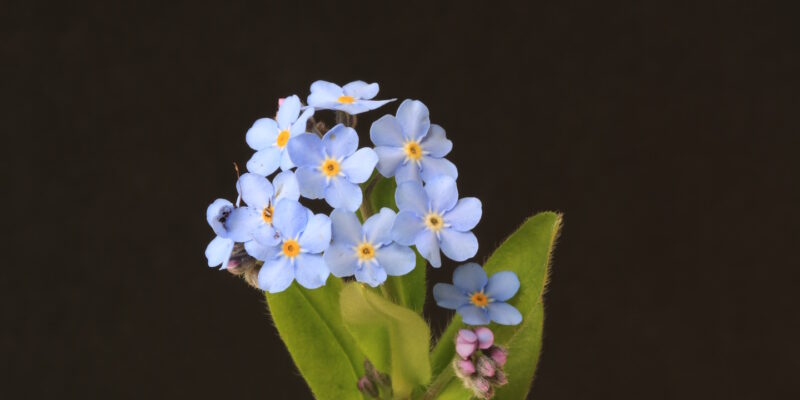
324;208;417;287
391;176;481;268
288;124;378;211
246;95;314;176
204;198;260;269
433;263;522;326
250;199;332;293
370;99;457;184
234;170;300;248
307;80;395;115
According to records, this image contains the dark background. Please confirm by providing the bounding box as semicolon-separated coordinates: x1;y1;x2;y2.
3;1;798;398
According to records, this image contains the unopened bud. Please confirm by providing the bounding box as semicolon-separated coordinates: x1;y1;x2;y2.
488;346;507;367
492;369;508;387
456;329;478;359
455;358;476;376
357;376;378;398
472;376;494;399
474;326;494;349
476;355;496;378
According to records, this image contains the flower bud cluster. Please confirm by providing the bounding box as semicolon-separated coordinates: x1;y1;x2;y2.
453;327;509;399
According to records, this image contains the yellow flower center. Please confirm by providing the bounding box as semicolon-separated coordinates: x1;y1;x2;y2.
337;95;355;104
261;204;274;224
470;292;489;307
424;212;444;232
282;239;300;258
356;242;376;262
321;158;340;177
403;140;423;161
276;129;290;148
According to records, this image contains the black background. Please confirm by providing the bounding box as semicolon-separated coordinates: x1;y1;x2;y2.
4;1;799;399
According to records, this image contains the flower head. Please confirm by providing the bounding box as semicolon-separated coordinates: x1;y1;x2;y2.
434;263;522;325
246;95;314;176
204;198;261;269
324;208;416;287
307;80;395;115
235;171;300;247
370;99;457;184
390;176;481;267
288;124;378;211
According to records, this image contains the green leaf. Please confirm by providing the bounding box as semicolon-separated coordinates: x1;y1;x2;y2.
266;279;366;400
428;211;562;399
369;176;398;212
340;283;432;397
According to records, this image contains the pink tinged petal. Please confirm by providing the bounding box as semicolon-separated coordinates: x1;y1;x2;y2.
456;359;476;375
245;118;279;150
439;229;479;262
473;327;494;349
424;176;458;213
374;146;406;177
341;148;378;184
258;256;295;293
370;114;405;147
276;95;301;129
420;156;458;183
294;254;330;289
419;124;452;157
457;328;478;343
395;99;431;141
456;340;478;359
415;229;441;268
444;198;482;232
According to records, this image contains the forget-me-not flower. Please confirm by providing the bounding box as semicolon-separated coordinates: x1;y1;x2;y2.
307;80;395;115
370;99;457;184
324;208;416;287
391;176;481;267
288;124;378;211
246;95;314;176
204;198;260;268
234;171;300;249
249;199;332;293
433;263;522;325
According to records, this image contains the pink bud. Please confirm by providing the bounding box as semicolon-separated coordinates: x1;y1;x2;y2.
474;327;494;349
473;377;492;397
277;98;285;107
476;355;496;378
493;370;508;386
456;359;476;375
489;346;507;367
456;329;478;358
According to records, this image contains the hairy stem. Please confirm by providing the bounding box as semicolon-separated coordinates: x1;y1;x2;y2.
420;367;455;400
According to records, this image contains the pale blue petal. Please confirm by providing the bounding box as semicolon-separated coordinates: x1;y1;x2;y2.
273;200;308;239
245;118;279;150
287;133;324;167
295;166;327;199
374;146;405;177
324;178;362;212
363;207;396;245
298;213;331;253
452;263;488;293
375;243;415;276
273;170;300;202
439;229;478;262
236;173;273;209
207;199;234;237
322;124;358;158
308;80;343;107
276;95;301;129
370;115;405;147
330;209;362;245
433;283;469;309
395;161;422;184
354;263;388;287
420;156;458;183
487;302;523;325
395;99;430;140
342;81;378;99
323;243;358;277
258;256;294;293
252;224;280;247
246;147;281;176
279;146;294;171
395;181;429;215
485;271;521;302
425;176;458;213
445;198;482;232
339;99;394;115
420;124;452;157
458;305;490;325
290;107;314;136
341;148;378;184
225;207;261;242
294;254;329;289
415;229;442;268
245;239;279;261
206;236;234;268
390;210;424;246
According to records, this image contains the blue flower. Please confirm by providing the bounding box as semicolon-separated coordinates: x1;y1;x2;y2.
370;99;457;184
307;80;395;115
391;176;481;268
249;199;332;293
246;95;314;176
204;198;260;269
288;124;378;211
433;263;522;326
234;171;300;248
324;208;416;287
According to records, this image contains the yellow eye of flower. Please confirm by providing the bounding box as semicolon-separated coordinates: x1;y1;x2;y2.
355;242;376;262
282;239;300;258
337;95;355;104
261;204;274;224
470;292;489;307
276;130;290;148
424;212;444;232
321;158;340;177
403;140;423;161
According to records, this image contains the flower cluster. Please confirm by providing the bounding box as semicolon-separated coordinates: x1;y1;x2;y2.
453;328;509;399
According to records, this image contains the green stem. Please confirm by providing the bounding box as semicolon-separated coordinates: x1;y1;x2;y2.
420;367;455;400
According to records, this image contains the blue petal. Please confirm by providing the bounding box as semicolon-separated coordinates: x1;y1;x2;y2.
420;157;458;183
439;229;479;262
420;124;452;157
485;271;520;302
370;115;405;147
287;133;324;168
363;207;395;245
340;99;394;115
395;181;429;215
308;80;343;107
394;161;422;184
205;236;234;268
246;147;281;176
354;263;388;287
323;243;358;277
487;302;523;325
433;283;469;309
258;256;294;293
276;95;301;129
207;199;234;237
273;170;300;202
375;243;416;276
458;305;490;325
290;107;314;137
245;239;279;261
273;200;308;239
322;124;358;158
324;178;362;212
294;254;329;289
342;81;378;99
445;198;482;232
395;99;430;141
279;146;294;171
295;166;327;199
425;176;458;213
245;118;279;150
415;229;442;268
330;209;362;245
252;224;280;247
298;213;331;253
374;146;406;178
236;173;274;209
391;210;424;246
452;263;488;293
341;148;378;184
225;207;261;242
